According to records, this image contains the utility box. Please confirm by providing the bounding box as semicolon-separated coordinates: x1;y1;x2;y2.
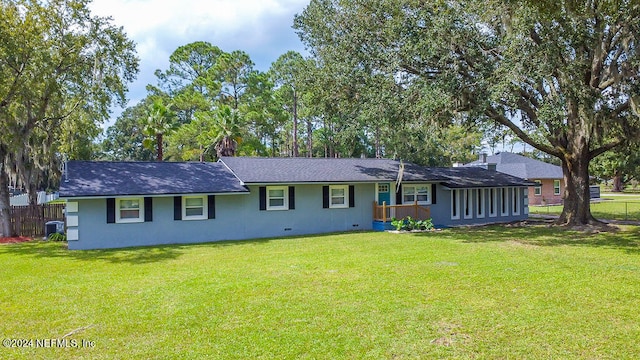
45;221;65;238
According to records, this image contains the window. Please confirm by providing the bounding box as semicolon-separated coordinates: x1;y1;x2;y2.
554;180;561;195
378;184;389;193
403;185;430;204
463;189;473;219
116;198;144;223
534;180;542;196
267;186;288;210
330;185;348;208
451;189;460;220
489;188;497;217
183;196;207;220
512;188;520;216
500;188;509;216
477;189;485;218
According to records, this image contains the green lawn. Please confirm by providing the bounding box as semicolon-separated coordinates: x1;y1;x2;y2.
2;226;640;359
530;194;640;221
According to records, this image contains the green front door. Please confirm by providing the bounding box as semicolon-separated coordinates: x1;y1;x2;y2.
377;183;391;205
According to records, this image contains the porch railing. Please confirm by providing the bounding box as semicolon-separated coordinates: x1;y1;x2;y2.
373;201;431;222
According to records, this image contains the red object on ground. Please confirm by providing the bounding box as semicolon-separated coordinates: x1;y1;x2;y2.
0;236;32;244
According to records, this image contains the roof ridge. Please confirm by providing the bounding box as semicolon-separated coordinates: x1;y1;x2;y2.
68;160;220;165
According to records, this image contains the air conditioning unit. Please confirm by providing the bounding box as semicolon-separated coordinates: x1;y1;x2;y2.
45;221;65;238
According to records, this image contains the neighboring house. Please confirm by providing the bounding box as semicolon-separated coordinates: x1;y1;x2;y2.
465;152;564;205
59;157;533;250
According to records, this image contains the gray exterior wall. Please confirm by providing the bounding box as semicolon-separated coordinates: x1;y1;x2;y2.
429;186;529;227
65;183;529;250
66;183;375;250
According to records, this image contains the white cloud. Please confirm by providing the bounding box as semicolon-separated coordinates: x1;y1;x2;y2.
89;0;310;125
92;0;273;35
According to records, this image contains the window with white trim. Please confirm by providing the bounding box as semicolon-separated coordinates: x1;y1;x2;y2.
330;185;349;208
116;198;144;223
512;188;520;216
451;189;460;220
500;188;509;216
534;180;542;196
463;189;473;219
183;196;207;220
403;184;430;204
267;186;289;210
489;188;497;217
477;189;485;218
553;180;561;195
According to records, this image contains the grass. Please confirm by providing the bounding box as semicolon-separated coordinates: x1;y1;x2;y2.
530;194;640;221
1;226;640;359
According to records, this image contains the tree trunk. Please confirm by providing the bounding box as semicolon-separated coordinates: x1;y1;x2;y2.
293;90;299;157
612;171;624;192
306;119;313;157
0;173;11;237
15;151;39;206
375;125;381;158
27;183;38;205
0;148;13;237
156;133;163;161
557;150;597;225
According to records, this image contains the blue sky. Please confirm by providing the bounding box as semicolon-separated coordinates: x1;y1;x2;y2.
89;0;310;126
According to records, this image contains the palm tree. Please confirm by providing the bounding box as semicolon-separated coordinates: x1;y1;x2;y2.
141;99;177;161
212;105;243;158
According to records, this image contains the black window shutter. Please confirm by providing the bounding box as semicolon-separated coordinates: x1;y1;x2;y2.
208;195;216;219
144;197;153;222
259;186;266;211
396;186;402;205
431;184;437;204
349;185;355;208
106;198;115;223
173;196;182;220
322;186;329;208
288;186;295;210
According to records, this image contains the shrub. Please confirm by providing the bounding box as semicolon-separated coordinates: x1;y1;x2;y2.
48;232;67;242
390;216;434;231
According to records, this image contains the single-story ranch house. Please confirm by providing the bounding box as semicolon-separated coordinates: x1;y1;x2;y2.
59;157;533;250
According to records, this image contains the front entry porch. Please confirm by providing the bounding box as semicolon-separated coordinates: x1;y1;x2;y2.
372;201;431;231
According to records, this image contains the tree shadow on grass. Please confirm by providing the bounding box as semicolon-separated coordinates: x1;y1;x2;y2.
0;232;340;264
411;221;640;255
0;241;189;264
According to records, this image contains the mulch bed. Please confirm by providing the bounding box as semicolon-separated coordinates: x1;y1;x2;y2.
0;236;32;244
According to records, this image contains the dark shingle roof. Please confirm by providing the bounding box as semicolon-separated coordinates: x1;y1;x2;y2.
219;157;401;183
430;167;535;188
466;152;563;179
220;157;532;187
60;158;533;198
60;161;248;198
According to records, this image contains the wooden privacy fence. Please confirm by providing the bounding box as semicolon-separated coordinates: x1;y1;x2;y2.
10;204;65;237
373;201;431;222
